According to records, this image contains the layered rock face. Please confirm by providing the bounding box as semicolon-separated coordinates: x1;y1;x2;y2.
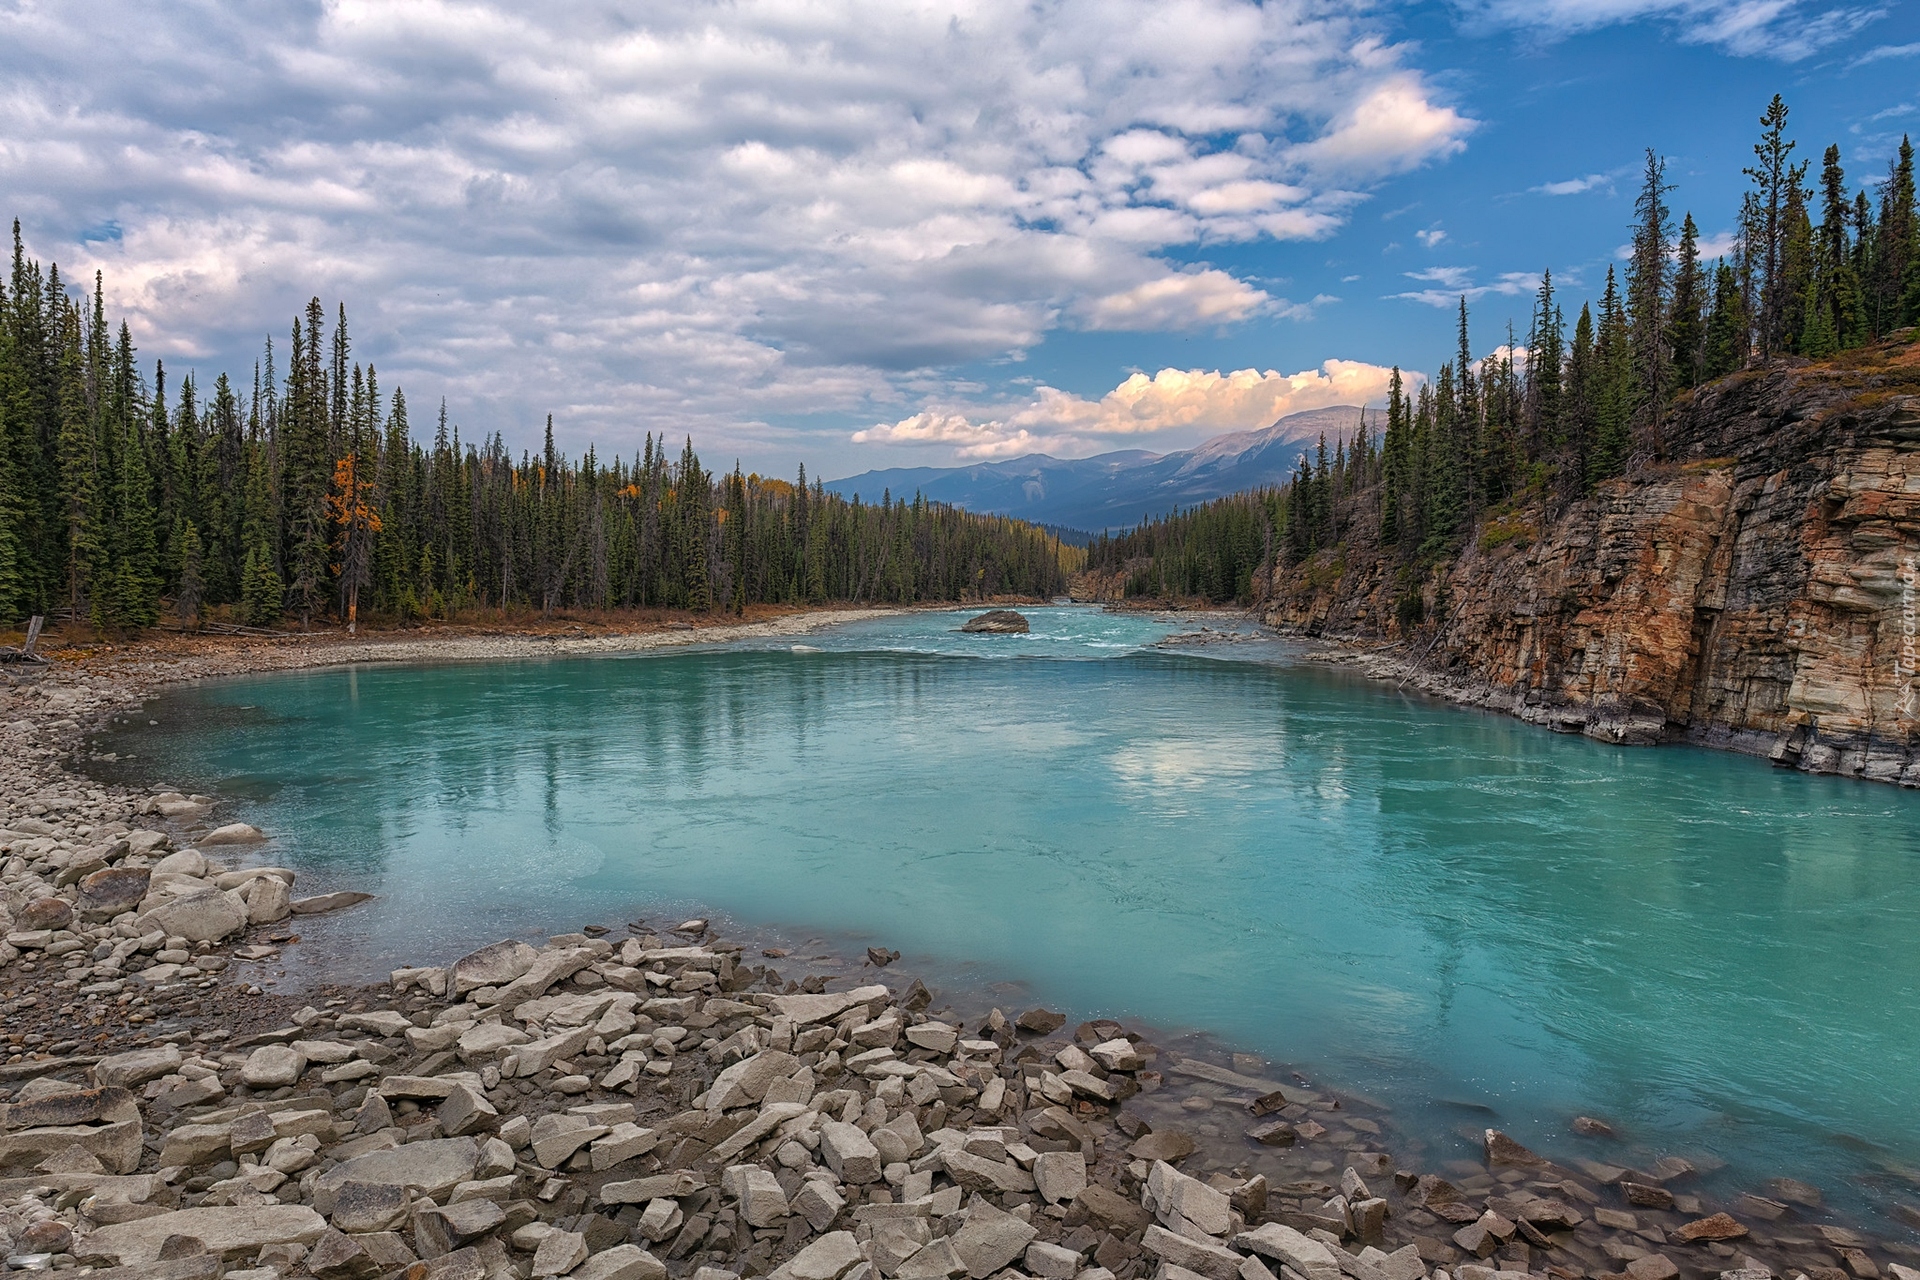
1262;359;1920;784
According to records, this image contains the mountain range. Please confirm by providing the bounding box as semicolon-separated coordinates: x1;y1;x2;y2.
825;404;1370;539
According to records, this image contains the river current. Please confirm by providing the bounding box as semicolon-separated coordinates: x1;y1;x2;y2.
93;606;1920;1231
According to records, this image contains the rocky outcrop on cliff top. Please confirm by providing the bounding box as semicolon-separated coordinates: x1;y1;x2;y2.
1264;352;1920;784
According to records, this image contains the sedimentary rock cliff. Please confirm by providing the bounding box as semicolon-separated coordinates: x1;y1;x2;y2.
1262;345;1920;783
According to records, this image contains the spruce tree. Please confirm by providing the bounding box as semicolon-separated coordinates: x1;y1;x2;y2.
1703;261;1747;380
176;519;204;627
1626;148;1672;455
1526;272;1563;454
1669;215;1705;389
1872;137;1915;334
1591;268;1633;484
1814;144;1865;349
1745;94;1797;357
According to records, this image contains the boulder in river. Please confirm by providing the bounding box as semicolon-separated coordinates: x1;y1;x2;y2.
960;609;1029;634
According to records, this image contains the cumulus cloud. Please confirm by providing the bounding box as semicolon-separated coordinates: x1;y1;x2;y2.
0;0;1476;465
1462;0;1883;60
855;360;1402;459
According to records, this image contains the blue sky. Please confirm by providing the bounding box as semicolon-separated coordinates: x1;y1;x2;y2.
2;0;1913;478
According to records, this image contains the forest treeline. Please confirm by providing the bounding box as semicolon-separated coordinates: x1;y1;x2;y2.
1087;98;1920;606
0;261;1073;630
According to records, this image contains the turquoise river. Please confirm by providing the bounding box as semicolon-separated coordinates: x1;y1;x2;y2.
94;606;1920;1232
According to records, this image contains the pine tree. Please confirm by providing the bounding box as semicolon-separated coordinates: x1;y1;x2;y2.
1526;272;1563;455
1591;268;1633;484
1563;302;1596;493
1703;260;1747;380
176;519;204;627
1670;214;1705;389
1872;136;1915;334
1745;94;1797;358
1626;148;1672;455
1813;144;1865;350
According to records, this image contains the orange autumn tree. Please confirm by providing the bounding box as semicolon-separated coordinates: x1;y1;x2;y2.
328;453;383;633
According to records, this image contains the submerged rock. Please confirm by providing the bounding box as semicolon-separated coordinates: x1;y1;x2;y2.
960;609;1029;634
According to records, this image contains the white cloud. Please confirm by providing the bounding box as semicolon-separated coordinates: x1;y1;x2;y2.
1392;269;1541;307
1694;231;1740;259
0;0;1477;469
1532;172;1621;196
1416;227;1448;248
856;360;1404;459
1463;0;1884;60
1854;41;1920;63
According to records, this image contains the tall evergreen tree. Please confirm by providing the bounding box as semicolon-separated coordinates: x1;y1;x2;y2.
1626;148;1672;455
1744;94;1797;358
1670;214;1705;389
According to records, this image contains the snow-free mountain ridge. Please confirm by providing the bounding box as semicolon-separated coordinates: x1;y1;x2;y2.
826;405;1371;538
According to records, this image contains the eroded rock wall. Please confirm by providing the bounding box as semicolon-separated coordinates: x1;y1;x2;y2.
1261;361;1920;783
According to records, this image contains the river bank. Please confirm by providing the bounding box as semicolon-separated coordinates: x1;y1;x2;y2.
1;618;1916;1280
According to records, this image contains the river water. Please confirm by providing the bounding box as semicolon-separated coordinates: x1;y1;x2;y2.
93;606;1920;1231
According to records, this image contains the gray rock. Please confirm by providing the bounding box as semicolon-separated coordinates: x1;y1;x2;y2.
488;946;596;1009
574;1246;668;1280
534;1231;590;1278
724;1164;789;1228
415;1198;506;1257
291;891;375;915
245;875;292;924
1233;1225;1341;1280
1145;1161;1231;1237
437;1083;499;1137
1142;1227;1243;1280
79;1206;328;1266
330;1181;411;1233
1033;1150;1087;1204
941;1148;1035;1195
960;610;1029;634
869;1219;933;1277
792;1179;845;1232
313;1136;480;1214
97;1042;193;1086
240;1045;306;1088
306;1229;380;1280
820;1120;882;1184
531;1113;607;1168
704;1050;802;1110
1026;1243;1083;1280
17;897;73;931
200;822;267;846
77;867;151;921
139;888;247;944
950;1197;1036;1279
894;1240;966;1280
452;940;539;996
771;1232;867;1280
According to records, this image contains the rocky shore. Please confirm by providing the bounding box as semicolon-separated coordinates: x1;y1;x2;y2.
1;623;1917;1280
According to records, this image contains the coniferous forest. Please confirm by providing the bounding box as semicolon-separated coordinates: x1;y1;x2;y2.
0;260;1074;631
1088;100;1920;605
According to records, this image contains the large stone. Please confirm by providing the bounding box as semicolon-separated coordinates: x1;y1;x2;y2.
1129;1130;1196;1163
153;848;208;877
1235;1225;1340;1280
0;1084;138;1130
895;1240;967;1280
960;610;1030;634
18;897;73;931
1484;1130;1546;1168
771;1232;867;1280
79;1205;328;1265
158;1121;234;1166
950;1197;1036;1279
1033;1150;1087;1204
770;984;889;1026
530;1113;607;1168
703;1050;802;1110
1672;1214;1749;1244
330;1181;411;1233
1145;1160;1231;1237
200;822;267;845
140;887;248;943
452;940;539;995
241;1044;307;1088
533;1231;590;1278
246;875;292;924
0;1116;142;1174
1142;1226;1244;1280
819;1120;882;1184
942;1148;1035;1194
415;1198;507;1257
574;1246;669;1280
313;1136;479;1214
725;1164;789;1228
94;1043;184;1088
307;1229;381;1280
1074;1185;1151;1234
490;947;596;1009
78;866;151;921
438;1083;499;1137
292;891;376;915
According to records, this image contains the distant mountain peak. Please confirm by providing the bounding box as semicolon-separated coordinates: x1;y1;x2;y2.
826;404;1372;536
